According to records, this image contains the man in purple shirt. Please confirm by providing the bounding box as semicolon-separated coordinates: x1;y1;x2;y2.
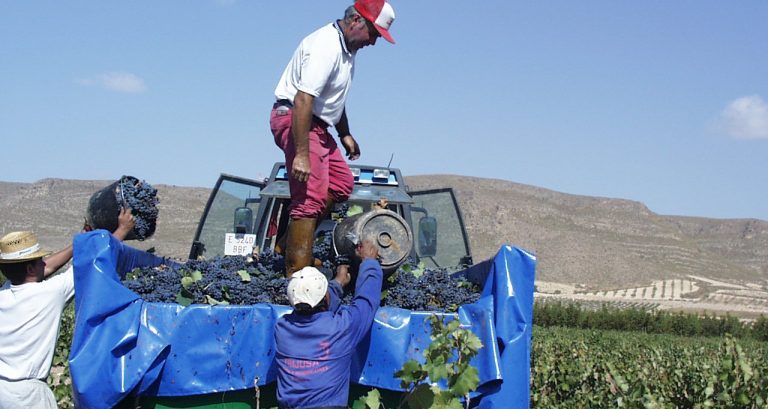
274;240;382;409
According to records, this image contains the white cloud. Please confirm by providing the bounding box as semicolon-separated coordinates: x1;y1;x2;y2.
719;95;768;140
77;72;147;94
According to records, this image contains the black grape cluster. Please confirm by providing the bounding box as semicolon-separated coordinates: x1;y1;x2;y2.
313;230;349;278
313;230;334;266
184;257;253;304
240;251;289;305
123;265;181;302
123;253;289;305
335;203;350;219
381;260;481;313
116;176;159;241
122;251;480;312
121;199;481;310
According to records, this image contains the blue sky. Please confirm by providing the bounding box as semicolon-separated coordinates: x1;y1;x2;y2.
1;1;766;221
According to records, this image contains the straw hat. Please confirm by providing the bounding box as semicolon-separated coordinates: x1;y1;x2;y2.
0;231;52;263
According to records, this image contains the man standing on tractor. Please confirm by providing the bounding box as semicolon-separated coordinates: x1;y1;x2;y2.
269;0;396;277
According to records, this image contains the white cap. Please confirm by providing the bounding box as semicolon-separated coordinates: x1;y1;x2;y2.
287;266;329;309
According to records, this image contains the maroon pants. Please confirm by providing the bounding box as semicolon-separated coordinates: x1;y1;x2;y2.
270;105;353;219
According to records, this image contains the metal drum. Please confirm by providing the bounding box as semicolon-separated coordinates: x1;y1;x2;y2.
333;209;413;274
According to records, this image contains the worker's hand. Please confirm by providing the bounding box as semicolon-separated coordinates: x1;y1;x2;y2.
356;239;379;261
292;154;311;183
341;135;360;161
113;208;135;241
82;217;93;233
373;197;388;210
334;264;352;287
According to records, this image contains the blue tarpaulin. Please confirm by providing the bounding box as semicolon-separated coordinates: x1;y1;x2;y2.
70;231;536;408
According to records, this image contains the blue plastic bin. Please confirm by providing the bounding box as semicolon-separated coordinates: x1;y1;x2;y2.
70;231;536;408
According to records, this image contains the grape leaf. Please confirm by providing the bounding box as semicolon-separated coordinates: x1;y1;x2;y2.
237;269;251;282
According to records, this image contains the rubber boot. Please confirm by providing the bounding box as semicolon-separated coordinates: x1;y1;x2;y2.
275;197;335;255
318;196;336;222
276;230;323;268
310;197;337;269
284;217;317;278
274;233;287;255
275;232;324;268
277;195;336;261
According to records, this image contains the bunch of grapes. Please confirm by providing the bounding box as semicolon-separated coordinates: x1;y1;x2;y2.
116;176;159;240
183;257;252;303
121;203;481;311
123;264;181;302
123;254;289;305
123;250;481;312
313;230;349;278
381;260;481;312
241;251;290;305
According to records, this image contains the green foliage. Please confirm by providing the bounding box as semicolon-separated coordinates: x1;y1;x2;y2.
204;295;230;305
347;204;365;217
48;300;768;408
180;269;203;287
353;389;383;409
175;269;204;306
236;269;251;282
49;303;75;409
398;260;426;278
531;326;768;408
752;315;768;342
393;315;482;409
534;300;767;340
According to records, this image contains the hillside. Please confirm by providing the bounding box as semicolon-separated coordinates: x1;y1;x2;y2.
405;175;767;290
0;178;208;261
1;176;766;295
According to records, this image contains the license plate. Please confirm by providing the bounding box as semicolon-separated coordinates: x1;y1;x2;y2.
224;233;257;256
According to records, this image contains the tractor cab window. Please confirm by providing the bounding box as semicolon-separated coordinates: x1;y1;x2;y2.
189;175;264;260
409;188;472;270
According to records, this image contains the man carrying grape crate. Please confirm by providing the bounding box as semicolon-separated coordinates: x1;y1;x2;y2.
0;209;135;409
274;240;382;409
269;0;396;277
0;209;137;408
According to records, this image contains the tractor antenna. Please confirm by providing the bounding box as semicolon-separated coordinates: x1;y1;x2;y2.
387;153;394;169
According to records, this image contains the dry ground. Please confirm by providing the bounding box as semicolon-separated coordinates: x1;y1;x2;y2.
536;275;768;319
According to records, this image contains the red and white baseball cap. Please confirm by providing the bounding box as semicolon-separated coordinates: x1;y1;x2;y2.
354;0;396;44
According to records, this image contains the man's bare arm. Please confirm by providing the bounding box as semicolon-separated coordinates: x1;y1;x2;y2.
42;245;74;277
291;91;315;183
336;109;360;160
43;208;135;277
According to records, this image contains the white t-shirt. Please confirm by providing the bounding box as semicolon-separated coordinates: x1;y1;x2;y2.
0;266;75;381
274;22;355;127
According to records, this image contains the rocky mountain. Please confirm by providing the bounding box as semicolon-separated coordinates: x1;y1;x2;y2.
406;175;767;290
0;178;208;263
1;177;766;291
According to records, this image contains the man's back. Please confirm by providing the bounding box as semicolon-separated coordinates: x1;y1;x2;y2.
275;258;382;409
0;269;74;381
